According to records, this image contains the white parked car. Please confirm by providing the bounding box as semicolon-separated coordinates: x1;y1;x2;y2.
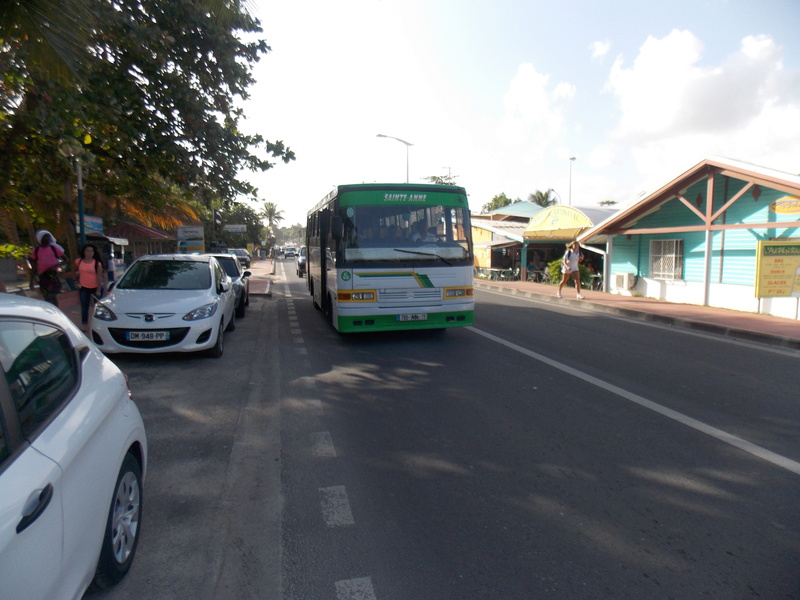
92;254;236;357
0;294;147;599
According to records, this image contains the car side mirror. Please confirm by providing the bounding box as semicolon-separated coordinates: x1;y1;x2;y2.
219;281;230;293
243;271;252;277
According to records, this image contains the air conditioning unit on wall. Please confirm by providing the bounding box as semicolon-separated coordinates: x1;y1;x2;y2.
614;273;637;290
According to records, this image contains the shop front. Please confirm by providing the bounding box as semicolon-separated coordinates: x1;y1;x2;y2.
521;205;616;286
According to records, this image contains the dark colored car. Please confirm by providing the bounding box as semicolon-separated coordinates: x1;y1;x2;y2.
296;246;307;277
229;248;251;269
206;253;251;318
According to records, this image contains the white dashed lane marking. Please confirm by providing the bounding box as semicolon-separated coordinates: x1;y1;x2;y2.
319;485;355;527
311;431;337;458
335;577;377;600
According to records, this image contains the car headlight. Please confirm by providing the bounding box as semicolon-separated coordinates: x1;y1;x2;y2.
94;302;117;321
183;303;218;321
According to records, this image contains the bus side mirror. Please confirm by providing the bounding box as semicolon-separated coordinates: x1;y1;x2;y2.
331;215;343;240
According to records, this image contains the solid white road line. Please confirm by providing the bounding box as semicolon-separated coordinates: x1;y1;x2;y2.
468;326;800;476
319;485;355;526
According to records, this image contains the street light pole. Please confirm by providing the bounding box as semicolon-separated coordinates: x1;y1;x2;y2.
59;138;86;246
568;156;576;206
376;134;413;183
76;159;84;246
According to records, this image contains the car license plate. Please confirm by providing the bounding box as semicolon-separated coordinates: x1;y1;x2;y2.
127;331;170;341
397;313;427;322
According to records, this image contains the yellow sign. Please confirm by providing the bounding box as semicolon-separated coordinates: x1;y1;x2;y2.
755;240;800;298
770;196;800;214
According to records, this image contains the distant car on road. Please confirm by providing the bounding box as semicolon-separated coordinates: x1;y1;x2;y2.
296;246;307;277
284;246;297;258
92;254;236;358
228;248;251;269
0;294;147;600
205;253;251;318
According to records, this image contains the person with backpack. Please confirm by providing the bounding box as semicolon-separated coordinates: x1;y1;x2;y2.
73;243;107;330
29;230;65;306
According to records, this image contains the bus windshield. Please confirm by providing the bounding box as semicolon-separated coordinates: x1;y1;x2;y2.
339;204;472;265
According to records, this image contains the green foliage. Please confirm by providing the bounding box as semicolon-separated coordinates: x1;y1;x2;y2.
546;259;592;287
275;223;305;246
260;201;285;230
0;243;30;259
422;174;458;185
481;193;520;213
1;0;295;230
529;189;558;207
213;202;264;247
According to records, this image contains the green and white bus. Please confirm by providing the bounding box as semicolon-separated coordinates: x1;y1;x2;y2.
306;183;474;332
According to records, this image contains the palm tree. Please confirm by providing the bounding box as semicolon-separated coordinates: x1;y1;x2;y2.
260;201;284;249
529;189;558;208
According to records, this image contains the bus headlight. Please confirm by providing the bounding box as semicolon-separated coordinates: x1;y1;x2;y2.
338;291;376;302
444;287;472;298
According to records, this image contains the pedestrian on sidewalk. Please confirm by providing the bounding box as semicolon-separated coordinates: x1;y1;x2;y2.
29;230;65;306
73;243;107;330
556;241;584;299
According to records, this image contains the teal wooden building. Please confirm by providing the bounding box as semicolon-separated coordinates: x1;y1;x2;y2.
579;157;800;320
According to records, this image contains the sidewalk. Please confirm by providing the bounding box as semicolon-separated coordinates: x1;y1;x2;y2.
475;278;800;351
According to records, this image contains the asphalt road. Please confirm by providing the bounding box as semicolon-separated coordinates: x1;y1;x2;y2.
92;258;800;599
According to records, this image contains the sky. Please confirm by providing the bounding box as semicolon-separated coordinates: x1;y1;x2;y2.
238;0;800;227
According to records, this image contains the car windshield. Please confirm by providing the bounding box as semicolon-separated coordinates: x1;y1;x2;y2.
117;260;211;290
214;256;240;278
231;249;247;257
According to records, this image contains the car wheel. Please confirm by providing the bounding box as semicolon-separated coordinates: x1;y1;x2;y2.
236;297;246;318
90;453;143;591
244;288;250;306
226;312;236;332
208;322;224;357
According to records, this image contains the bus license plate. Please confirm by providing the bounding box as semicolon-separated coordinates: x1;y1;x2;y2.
397;313;427;322
127;331;169;341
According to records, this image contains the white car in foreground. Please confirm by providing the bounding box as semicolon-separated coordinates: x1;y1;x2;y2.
92;254;236;357
0;294;147;600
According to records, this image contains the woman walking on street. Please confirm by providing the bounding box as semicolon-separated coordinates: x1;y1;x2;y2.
29;230;65;306
556;241;584;299
74;243;106;330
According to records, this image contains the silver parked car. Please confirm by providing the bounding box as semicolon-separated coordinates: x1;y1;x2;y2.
205;253;251;318
296;245;307;277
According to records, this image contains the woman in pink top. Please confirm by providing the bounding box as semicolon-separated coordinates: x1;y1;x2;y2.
74;243;107;328
29;230;65;306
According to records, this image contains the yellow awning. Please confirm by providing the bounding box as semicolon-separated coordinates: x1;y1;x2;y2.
523;206;595;240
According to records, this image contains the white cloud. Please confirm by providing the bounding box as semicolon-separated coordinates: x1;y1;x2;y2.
600;30;800;199
590;40;611;61
497;63;573;148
